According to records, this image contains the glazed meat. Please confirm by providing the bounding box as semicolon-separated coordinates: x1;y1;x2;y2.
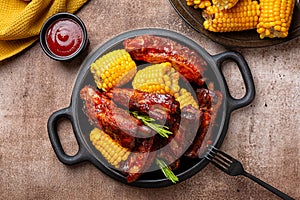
123;35;207;87
196;88;223;112
157;105;202;167
185;89;223;158
104;88;180;122
196;88;213;109
120;137;156;183
184;111;212;158
80;86;154;149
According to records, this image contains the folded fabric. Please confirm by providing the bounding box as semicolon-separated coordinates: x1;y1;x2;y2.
0;0;88;61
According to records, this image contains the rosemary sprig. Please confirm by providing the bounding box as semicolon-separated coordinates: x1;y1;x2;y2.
131;111;173;138
155;158;179;184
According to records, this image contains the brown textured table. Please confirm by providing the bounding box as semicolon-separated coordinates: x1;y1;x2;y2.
0;1;299;199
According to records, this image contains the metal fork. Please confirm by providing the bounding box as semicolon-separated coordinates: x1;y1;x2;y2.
205;146;294;200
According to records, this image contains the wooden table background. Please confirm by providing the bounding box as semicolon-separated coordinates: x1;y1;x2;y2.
0;1;299;199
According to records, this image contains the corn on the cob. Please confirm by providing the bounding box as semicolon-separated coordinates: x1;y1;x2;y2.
256;0;295;39
132;62;180;96
90;128;131;168
203;0;260;32
212;0;239;10
175;88;199;109
133;63;200;109
90;49;137;91
186;0;212;9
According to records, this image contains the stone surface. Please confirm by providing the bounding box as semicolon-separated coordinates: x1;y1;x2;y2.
0;1;299;199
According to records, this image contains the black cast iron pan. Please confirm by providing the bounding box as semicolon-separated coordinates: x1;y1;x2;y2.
47;28;255;188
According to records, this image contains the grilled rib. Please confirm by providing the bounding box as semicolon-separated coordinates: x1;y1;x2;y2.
80;86;154;149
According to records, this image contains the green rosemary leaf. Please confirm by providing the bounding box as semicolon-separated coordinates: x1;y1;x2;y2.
131;111;173;138
155;158;179;184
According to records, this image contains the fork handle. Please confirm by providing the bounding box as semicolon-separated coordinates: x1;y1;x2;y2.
243;172;294;200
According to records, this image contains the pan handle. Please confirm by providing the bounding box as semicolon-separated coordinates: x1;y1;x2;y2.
212;51;255;111
47;107;89;165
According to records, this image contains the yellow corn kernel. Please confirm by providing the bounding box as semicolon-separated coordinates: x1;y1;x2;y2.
212;0;239;10
90;128;131;168
186;0;212;9
176;88;199;109
257;0;295;39
132;62;180;96
203;0;260;32
90;49;137;91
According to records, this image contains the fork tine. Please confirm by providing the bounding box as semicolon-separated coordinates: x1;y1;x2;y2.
205;146;232;171
204;145;214;160
204;151;214;160
205;146;231;163
210;159;228;171
209;146;234;166
205;151;227;171
214;151;232;165
213;155;231;168
210;146;233;161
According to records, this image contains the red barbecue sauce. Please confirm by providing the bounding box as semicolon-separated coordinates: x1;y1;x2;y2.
46;18;83;57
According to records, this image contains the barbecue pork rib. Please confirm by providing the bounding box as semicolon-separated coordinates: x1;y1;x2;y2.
104;88;180;123
80;86;154;149
123;35;207;87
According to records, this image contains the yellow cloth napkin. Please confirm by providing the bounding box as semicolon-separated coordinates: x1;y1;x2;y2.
0;0;88;61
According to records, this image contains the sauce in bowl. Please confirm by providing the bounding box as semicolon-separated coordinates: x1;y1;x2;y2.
46;18;83;57
40;12;88;61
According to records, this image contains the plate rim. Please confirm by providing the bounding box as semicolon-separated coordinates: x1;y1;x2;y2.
169;0;300;48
